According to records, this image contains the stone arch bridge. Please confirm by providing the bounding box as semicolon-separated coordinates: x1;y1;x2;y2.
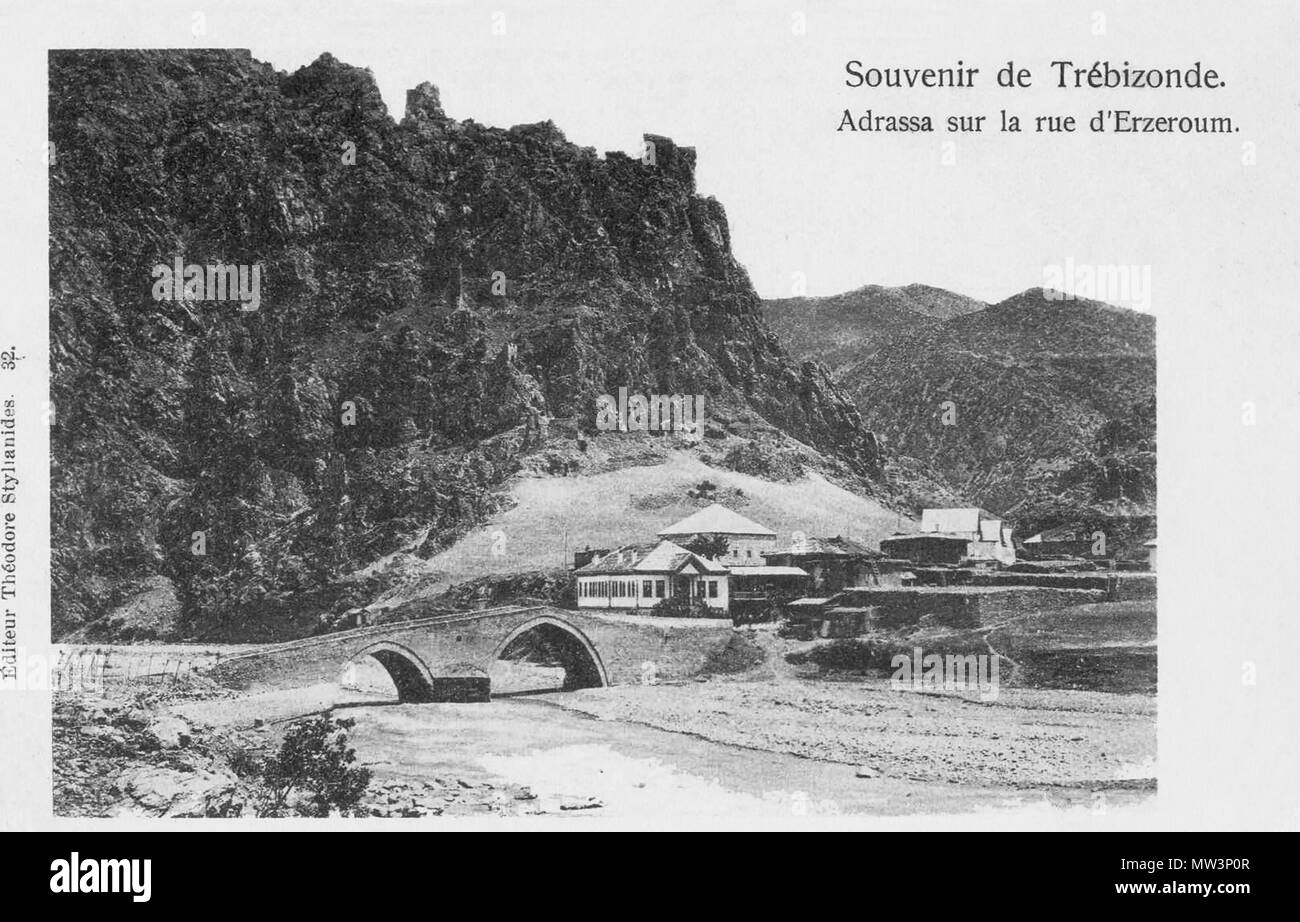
208;605;733;702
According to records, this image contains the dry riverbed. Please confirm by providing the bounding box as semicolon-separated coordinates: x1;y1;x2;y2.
54;633;1156;820
540;675;1155;792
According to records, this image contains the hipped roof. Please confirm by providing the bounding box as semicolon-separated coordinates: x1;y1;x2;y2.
575;539;729;576
658;502;776;538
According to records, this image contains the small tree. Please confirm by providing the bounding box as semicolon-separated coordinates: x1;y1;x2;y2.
688;479;718;500
681;533;729;561
258;716;372;817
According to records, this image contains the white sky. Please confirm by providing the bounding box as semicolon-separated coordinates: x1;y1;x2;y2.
25;0;1296;310
229;0;1294;312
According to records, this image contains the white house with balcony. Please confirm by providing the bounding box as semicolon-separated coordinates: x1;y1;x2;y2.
573;540;730;612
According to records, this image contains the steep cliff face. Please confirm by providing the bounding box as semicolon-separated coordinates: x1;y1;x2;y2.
50;50;884;640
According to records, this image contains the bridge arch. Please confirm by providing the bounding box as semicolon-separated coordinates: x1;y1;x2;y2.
349;641;439;703
490;615;608;692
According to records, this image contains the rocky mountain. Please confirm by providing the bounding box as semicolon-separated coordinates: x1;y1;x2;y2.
762;283;986;367
834;288;1156;544
50;50;891;641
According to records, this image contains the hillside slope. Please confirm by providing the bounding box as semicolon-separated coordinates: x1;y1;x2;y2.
50;50;892;641
366;448;910;612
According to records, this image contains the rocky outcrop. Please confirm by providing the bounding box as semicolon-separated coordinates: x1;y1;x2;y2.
61;575;183;643
53;693;254;817
111;765;246;818
50;50;888;640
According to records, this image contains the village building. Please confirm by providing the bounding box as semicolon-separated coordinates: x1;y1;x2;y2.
1019;513;1157;567
657;502;777;568
880;507;1016;567
573;539;729;612
783;595;876;639
726;564;811;621
765;535;912;592
1022;524;1101;558
572;546;609;570
1144;538;1157;571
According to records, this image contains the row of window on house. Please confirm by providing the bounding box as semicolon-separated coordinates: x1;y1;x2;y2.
577;578;721;599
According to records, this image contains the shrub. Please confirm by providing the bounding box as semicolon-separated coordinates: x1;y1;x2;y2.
721;442;805;481
702;633;767;674
687;479;718;500
257;716;372;817
653;595;713;618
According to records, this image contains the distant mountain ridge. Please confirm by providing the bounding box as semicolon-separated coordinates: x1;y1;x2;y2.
763;284;1156;547
762;283;986;366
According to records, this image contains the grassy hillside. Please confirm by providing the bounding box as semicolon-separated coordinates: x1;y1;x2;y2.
358;446;910;610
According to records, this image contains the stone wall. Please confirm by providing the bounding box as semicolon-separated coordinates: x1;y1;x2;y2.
573;611;734;684
905;569;1157;602
834;587;1107;630
1112;573;1158;601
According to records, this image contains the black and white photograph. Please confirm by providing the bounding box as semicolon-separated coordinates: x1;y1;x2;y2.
1;0;1297;856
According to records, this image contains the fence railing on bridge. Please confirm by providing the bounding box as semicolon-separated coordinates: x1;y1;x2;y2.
51;646;231;693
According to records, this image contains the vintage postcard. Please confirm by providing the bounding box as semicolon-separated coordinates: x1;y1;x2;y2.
0;1;1297;845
